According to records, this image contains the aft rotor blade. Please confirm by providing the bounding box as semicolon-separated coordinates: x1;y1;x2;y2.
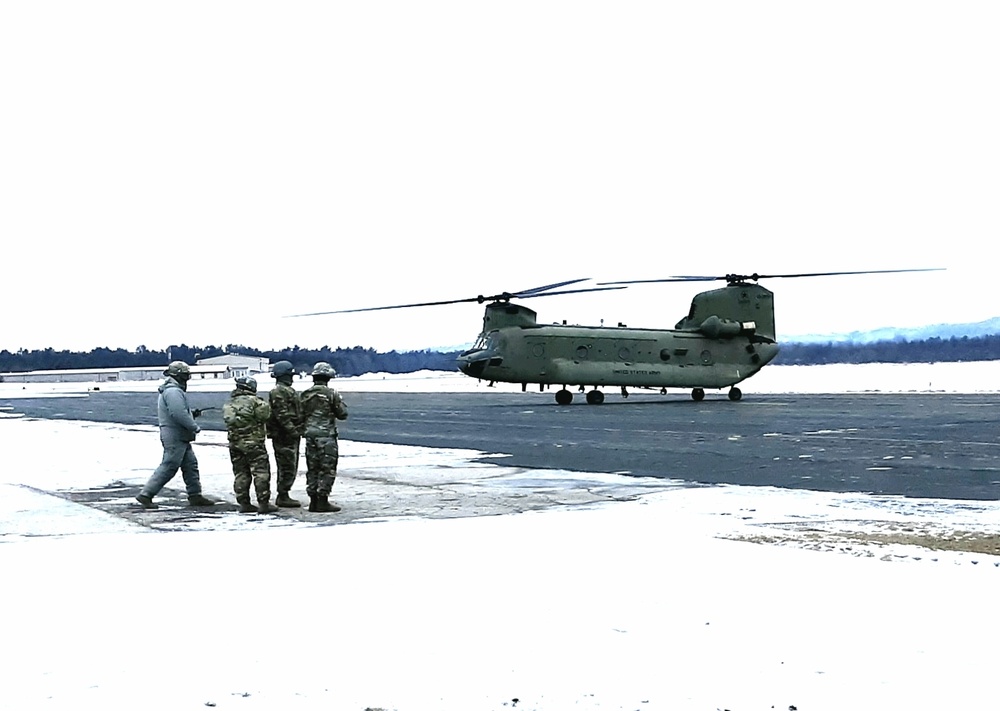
600;268;945;286
738;268;946;280
599;277;713;285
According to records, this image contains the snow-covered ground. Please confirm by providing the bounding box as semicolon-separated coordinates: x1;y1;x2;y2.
2;362;999;710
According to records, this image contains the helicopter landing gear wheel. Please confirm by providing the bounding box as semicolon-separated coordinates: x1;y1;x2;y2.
728;387;742;401
691;388;705;402
586;389;605;405
555;389;574;406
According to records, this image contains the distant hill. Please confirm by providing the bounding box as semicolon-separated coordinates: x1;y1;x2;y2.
785;317;1000;345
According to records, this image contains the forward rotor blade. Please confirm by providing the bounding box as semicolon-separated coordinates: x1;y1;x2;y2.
512;278;591;297
285;278;622;318
286;295;486;317
474;278;596;304
517;285;627;299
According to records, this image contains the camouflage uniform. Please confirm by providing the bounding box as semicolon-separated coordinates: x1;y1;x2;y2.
223;385;273;512
268;379;303;499
301;377;348;501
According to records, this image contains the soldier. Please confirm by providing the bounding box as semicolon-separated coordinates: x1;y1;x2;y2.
223;376;278;514
267;360;303;507
301;361;348;512
136;361;218;510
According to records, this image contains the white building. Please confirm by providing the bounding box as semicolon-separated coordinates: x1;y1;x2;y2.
0;354;268;385
195;354;270;375
0;365;232;384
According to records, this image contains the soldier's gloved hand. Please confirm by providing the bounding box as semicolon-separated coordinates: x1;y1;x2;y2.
193;408;202;419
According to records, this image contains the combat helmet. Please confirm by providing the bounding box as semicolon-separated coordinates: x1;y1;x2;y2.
271;360;295;379
311;361;336;379
235;375;257;392
164;361;192;379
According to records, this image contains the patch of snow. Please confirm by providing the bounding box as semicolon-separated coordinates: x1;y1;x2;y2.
1;365;999;710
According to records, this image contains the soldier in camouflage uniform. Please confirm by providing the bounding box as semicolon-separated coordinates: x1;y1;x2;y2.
301;361;348;513
223;376;278;514
267;360;303;508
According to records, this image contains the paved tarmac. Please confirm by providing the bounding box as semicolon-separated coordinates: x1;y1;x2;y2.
5;390;1000;501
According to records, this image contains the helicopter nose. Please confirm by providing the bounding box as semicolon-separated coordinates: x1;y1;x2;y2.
457;349;502;378
459;358;487;378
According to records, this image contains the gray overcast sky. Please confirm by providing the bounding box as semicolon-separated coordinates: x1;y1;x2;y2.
2;2;997;353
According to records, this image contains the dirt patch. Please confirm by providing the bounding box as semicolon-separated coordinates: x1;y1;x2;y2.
840;529;1000;555
729;523;1000;558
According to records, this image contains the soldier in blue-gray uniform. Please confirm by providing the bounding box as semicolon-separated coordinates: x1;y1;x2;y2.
136;361;218;510
301;361;348;512
223;376;277;514
267;360;303;508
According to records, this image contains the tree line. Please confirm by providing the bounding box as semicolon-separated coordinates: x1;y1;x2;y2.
0;344;462;376
775;334;1000;365
2;334;1000;375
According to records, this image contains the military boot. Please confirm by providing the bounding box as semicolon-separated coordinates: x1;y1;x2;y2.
135;494;158;510
237;496;257;514
257;498;279;514
275;492;301;508
188;493;219;507
308;494;317;512
314;494;342;513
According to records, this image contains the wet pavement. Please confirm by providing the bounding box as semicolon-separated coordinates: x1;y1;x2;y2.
6;389;1000;500
4;399;1000;558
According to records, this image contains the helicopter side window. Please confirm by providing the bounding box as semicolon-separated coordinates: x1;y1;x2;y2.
575;346;589;360
660;349;671;361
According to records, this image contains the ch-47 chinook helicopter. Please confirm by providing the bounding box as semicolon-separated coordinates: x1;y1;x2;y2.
292;269;940;405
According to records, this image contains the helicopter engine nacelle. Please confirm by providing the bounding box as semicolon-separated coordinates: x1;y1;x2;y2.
697;315;756;339
678;283;776;341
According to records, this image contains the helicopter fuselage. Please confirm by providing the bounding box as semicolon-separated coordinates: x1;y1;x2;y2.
295;271;935;405
457;284;781;403
458;323;779;391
